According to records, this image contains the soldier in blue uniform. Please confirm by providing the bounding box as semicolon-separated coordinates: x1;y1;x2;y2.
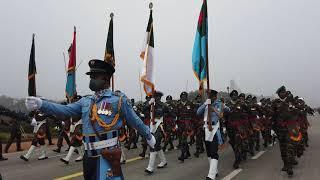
25;59;156;180
197;90;228;180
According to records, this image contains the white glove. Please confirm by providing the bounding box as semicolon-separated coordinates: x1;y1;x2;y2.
147;134;156;149
149;98;155;105
30;118;37;127
205;99;211;105
25;96;43;111
61;121;65;126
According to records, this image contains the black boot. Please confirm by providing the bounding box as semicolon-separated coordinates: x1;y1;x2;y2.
287;167;293;176
233;160;240;169
53;148;61;153
0;156;8;161
194;151;200;158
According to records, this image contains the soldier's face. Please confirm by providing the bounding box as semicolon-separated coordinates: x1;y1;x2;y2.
278;91;287;99
231;95;238;101
181;95;187;101
155;96;161;102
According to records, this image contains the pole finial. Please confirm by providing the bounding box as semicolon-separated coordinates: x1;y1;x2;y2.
149;2;153;9
110;12;114;18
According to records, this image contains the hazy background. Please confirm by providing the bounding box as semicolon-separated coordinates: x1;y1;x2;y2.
0;0;319;107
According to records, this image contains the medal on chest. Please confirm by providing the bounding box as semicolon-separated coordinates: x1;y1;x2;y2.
98;101;113;116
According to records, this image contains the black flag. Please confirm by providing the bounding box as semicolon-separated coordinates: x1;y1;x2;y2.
104;13;115;67
28;34;37;96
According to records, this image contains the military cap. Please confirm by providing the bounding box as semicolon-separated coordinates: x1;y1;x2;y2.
154;91;163;97
246;95;252;100
166;95;173;101
230;90;238;97
276;86;286;94
239;93;245;98
260;98;266;102
86;59;115;76
286;91;292;96
180;91;188;97
209;89;218;98
146;95;151;100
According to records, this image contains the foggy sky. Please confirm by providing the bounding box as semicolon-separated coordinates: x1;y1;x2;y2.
0;0;319;107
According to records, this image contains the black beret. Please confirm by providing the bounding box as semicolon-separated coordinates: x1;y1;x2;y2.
276;86;286;94
86;59;115;76
209;89;218;97
180;91;188;97
246;95;252;100
166;95;173;100
239;93;245;98
154;91;163;97
230;90;238;97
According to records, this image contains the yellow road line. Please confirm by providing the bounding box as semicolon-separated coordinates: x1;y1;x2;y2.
54;172;83;180
53;156;147;180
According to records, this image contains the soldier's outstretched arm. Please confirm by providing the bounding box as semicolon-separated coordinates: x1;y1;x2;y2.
121;96;152;140
40;100;82;118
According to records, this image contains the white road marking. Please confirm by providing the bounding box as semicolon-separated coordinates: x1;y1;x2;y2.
221;169;243;180
251;151;266;160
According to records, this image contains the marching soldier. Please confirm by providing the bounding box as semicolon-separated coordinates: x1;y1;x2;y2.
145;91;168;174
20;111;49;161
53;111;71;153
193;94;205;157
224;90;247;169
4;119;23;153
260;98;273;148
25;59;156;180
272;86;297;176
176;92;194;162
197;90;227;180
162;95;177;152
60;117;84;164
139;96;152;158
247;96;263;152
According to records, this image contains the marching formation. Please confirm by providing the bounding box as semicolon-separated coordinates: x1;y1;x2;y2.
1;84;315;180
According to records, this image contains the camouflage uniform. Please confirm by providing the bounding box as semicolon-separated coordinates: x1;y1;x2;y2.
176;92;194;162
193;96;205;157
162;96;177;151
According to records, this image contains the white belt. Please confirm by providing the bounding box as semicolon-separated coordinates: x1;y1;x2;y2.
84;137;118;151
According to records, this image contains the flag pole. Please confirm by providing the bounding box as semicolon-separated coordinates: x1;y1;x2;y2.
148;2;156;125
205;0;212;131
110;13;115;92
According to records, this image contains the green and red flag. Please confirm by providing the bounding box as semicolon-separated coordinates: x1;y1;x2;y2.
65;27;77;102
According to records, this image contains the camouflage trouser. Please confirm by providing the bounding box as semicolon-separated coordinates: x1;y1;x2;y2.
195;128;205;153
296;129;308;157
261;128;272;147
275;126;295;169
247;129;255;155
227;128;243;163
253;130;261;150
163;128;174;150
